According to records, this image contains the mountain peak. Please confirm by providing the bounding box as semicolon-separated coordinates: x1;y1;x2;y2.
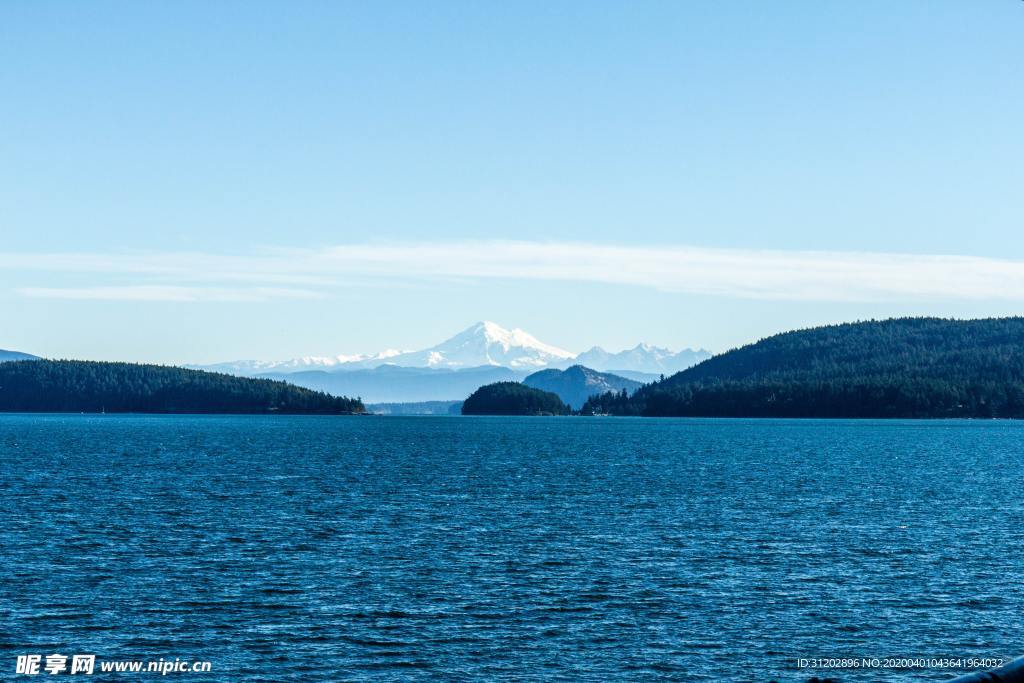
369;322;574;370
467;321;517;345
476;320;505;333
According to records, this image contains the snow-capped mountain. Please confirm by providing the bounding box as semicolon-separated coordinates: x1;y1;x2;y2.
194;350;404;376
378;321;574;370
192;322;708;377
574;343;711;375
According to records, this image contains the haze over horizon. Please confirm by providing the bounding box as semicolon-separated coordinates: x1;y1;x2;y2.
3;2;1023;363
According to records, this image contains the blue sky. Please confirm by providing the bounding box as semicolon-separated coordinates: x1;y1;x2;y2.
2;1;1023;363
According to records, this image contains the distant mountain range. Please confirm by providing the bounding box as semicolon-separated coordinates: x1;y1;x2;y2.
195;349;404;375
574;344;710;376
194;321;712;375
195;322;579;374
524;365;642;410
192;322;709;403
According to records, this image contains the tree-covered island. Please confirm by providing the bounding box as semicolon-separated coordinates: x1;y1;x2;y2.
0;360;364;414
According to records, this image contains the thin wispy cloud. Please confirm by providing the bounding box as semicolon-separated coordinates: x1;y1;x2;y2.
17;286;325;303
4;241;1024;302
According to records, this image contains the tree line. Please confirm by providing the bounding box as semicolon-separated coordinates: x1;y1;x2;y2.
581;317;1024;418
0;360;365;414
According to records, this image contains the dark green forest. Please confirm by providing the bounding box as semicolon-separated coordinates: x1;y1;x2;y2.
0;360;364;414
462;381;570;416
581;317;1024;418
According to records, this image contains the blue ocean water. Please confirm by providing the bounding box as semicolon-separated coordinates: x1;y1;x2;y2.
1;415;1021;681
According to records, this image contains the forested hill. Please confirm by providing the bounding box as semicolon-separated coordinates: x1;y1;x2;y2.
523;365;641;410
462;382;570;416
582;318;1024;418
0;360;364;414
